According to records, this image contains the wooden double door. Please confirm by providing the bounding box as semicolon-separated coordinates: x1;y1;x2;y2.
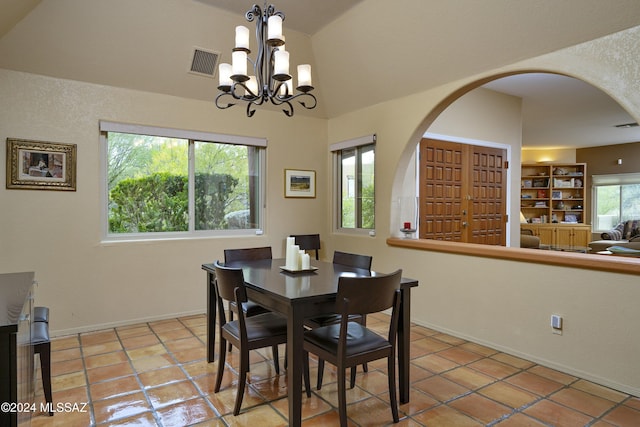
419;138;507;245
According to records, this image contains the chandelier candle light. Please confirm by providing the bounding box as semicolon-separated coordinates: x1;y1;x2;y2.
216;3;317;117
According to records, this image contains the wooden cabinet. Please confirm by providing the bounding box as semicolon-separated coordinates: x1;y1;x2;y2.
521;163;586;225
0;272;35;427
555;226;591;247
521;223;591;247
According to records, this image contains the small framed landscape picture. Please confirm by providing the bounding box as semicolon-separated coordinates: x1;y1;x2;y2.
284;169;315;198
6;138;77;191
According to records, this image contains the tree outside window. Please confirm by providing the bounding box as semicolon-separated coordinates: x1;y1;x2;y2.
338;143;375;229
105;130;263;236
594;182;640;231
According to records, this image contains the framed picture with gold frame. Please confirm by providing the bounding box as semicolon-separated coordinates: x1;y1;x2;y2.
284;169;315;198
6;138;77;191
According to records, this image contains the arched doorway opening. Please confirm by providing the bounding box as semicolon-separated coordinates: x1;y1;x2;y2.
390;70;639;249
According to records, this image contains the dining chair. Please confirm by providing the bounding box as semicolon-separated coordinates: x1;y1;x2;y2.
213;260;288;416
303;269;403;426
332;250;372;269
305;250;373;389
291;234;321;260
224;247;273;351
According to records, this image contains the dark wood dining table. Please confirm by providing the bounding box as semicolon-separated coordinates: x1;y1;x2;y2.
202;258;418;427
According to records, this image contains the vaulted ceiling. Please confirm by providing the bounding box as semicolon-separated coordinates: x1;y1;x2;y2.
2;0;640;147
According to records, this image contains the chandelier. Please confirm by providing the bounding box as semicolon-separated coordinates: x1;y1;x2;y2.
215;3;317;117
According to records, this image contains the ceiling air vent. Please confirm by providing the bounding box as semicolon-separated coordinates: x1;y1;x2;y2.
614;122;639;128
189;48;219;78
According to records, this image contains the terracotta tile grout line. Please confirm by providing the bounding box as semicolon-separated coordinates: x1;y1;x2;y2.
417;332;638;426
78;338;98;427
168;316;290;423
173;316;228;421
77;332;98;427
47;316;639;427
411;336;566;426
109;323;175;427
139;318;223;424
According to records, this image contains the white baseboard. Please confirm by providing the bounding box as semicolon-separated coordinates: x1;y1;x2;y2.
413;318;640;398
50;309;205;338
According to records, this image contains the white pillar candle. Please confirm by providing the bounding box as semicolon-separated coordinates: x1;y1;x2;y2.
286;244;299;270
297;64;312;87
279;79;292;96
292;245;300;269
285;238;294;269
274;50;289;75
267;15;283;40
235;26;250;50
298;250;305;270
286;237;294;265
218;63;232;87
286;247;293;269
246;76;258;95
301;253;310;270
232;51;247;77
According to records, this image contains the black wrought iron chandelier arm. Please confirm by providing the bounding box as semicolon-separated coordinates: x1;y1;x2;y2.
245;4;262;23
294;91;317;110
268;82;317;109
215;91;236;110
216;3;316;117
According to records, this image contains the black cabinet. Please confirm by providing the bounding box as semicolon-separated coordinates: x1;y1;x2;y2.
0;272;35;427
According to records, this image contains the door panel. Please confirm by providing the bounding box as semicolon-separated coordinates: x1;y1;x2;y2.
469;146;506;245
419;139;465;241
419;139;507;245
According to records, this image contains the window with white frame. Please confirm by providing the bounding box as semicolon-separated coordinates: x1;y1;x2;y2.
592;173;640;231
100;121;265;238
331;135;376;230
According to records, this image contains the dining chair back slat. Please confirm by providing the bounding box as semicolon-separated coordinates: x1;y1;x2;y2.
336;273;398;315
332;250;372;270
291;234;321;260
213;261;248;304
224;246;273;263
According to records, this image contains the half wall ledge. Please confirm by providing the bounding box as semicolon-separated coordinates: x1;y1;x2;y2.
386;237;640;276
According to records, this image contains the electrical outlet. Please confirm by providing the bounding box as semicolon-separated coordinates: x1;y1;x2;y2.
551;314;563;334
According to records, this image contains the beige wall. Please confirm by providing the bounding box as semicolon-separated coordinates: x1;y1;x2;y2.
522;148;576;163
2;26;640;398
329;25;640;396
0;70;328;334
577;141;640;224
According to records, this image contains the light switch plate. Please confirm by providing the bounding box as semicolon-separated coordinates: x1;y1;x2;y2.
551;314;562;329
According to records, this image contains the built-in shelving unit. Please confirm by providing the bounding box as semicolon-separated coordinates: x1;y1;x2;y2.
521;163;586;224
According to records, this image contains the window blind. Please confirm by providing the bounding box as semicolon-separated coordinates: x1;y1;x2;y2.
329;134;376;152
99;120;267;147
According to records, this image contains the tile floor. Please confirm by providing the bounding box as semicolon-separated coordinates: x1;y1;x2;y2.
30;313;640;426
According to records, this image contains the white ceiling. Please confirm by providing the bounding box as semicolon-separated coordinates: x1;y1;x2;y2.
483;74;640;149
1;0;640;149
194;0;364;35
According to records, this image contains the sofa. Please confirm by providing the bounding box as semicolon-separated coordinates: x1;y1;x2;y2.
520;228;541;249
588;219;640;252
